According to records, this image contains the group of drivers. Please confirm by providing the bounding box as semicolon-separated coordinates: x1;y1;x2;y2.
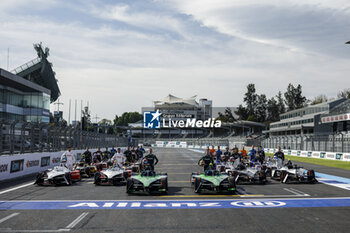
198;145;285;171
61;145;159;171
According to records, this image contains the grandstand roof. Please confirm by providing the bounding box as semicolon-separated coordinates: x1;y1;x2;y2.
154;94;198;107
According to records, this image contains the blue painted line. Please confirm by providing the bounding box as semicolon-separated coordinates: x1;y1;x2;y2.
315;172;350;185
1;198;350;210
188;149;205;153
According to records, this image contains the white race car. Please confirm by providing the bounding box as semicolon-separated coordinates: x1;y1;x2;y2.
35;165;81;186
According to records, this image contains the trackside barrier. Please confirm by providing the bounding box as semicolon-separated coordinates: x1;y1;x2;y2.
265;148;350;162
0;148;99;182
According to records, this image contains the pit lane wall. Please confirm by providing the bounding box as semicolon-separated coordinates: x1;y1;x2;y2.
0;149;96;182
264;148;350;162
151;141;350;162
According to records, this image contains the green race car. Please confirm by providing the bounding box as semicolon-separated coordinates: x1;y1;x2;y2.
191;170;236;193
126;170;168;194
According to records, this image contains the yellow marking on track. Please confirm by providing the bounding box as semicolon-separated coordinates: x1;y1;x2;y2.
156;194;265;198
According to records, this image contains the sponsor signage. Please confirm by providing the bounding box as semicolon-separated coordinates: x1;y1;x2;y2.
320;152;326;158
41;156;51;167
0;164;8;172
321;113;350;124
297;151;301;156
336;153;343;160
52;156;61;164
10;159;24;173
2;198;350;210
26;160;39;168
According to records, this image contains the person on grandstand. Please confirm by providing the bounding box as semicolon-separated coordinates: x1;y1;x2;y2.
111;148;126;168
257;146;265;163
110;146;117;156
143;148;159;171
124;146;133;164
93;147;103;163
60;146;76;170
215;146;223;164
198;149;215;171
274;146;285;162
81;147;92;165
102;147;112;162
249;145;257;162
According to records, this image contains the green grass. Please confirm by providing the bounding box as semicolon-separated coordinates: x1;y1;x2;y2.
266;153;350;171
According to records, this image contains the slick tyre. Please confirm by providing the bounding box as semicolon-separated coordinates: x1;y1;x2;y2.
194;178;201;193
280;171;288;183
161;178;168;194
94;173;102;185
126;178;134;194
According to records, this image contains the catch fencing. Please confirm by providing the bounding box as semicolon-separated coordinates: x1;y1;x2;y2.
261;133;350;153
0;120;128;155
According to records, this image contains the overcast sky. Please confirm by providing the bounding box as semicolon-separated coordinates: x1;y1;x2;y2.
0;0;349;122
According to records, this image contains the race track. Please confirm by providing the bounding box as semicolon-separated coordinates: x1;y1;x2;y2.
1;148;350;233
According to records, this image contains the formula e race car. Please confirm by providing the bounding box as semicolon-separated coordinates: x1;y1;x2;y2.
126;170;168;194
271;159;317;183
75;162;96;178
225;158;267;184
94;166;130;185
191;169;236;193
34;165;81;186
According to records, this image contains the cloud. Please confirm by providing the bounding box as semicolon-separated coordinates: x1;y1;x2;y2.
0;0;349;122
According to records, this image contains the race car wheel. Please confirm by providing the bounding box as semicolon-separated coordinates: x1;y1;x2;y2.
280;171;288;183
259;171;267;185
35;172;45;186
126;178;134;194
123;171;129;180
228;176;236;193
64;173;72;186
307;170;317;183
94;172;102;185
194;178;201;193
161;178;168;194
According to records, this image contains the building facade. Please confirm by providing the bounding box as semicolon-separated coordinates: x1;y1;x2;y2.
0;43;60;123
269;98;348;136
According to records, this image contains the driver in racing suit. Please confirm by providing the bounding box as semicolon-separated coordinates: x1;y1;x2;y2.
93;147;103;163
60;147;76;170
198;149;215;171
111;148;126;168
274;147;285;162
143;148;159;171
81;147;92;165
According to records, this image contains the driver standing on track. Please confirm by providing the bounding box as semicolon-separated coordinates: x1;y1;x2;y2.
124;146;133;164
111;148;126;168
93;147;103;163
60;147;76;170
102;147;112;162
215;146;223;164
198;149;215;171
81;147;92;165
274;146;285;162
143;148;159;171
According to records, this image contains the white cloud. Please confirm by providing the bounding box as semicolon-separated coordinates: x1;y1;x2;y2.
0;0;349;122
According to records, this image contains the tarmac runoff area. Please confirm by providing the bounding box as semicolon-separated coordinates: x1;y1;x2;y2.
0;148;350;233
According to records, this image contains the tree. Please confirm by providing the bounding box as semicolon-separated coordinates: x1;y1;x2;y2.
276;91;285;115
217;108;236;122
338;88;350;99
99;118;112;125
235;104;249;120
243;84;258;116
114;112;143;126
310;95;328;105
284;84;307;111
247;115;258;122
255;94;267;122
267;97;280;122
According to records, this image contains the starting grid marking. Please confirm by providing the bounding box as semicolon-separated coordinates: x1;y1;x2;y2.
316;172;350;191
1;197;350;210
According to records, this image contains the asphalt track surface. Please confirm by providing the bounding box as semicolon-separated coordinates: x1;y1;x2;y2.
0;148;350;233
